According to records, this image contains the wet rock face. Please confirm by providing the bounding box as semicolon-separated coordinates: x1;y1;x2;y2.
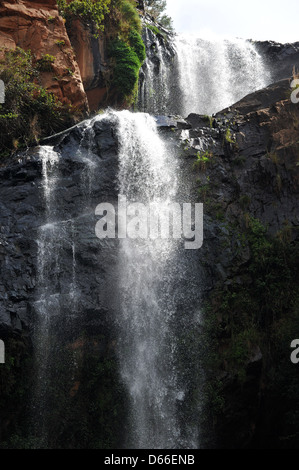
138;16;176;114
0;116;120;337
172;79;299;449
1;79;298;334
0;0;89;114
254;40;299;81
176;78;299;278
0;79;298;447
0;159;38;336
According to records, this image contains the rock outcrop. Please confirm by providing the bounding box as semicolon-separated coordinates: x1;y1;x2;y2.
0;0;89;115
65;18;110;112
254;40;299;81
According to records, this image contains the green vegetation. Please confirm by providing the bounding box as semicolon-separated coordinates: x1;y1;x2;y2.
198;215;299;446
0;47;73;157
128;29;146;63
205;215;299;385
57;0;111;34
109;39;141;98
194;150;213;171
146;24;162;36
107;6;145;103
54;39;65;47
239;194;251;210
36;54;55;72
224;127;236;144
144;0;173;31
145;23;167;42
197;183;210;202
119;0;142;33
203;114;214;128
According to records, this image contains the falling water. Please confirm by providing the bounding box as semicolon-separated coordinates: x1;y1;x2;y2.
24;26;275;448
173;35;272;116
139;28;172;114
32;146;60;443
139;34;272;117
32;144;86;445
113;110;201;448
29;108;205;448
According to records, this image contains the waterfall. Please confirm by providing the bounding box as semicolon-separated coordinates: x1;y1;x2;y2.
174;35;271;116
113;110;201;449
140;34;272;117
32;146;60;443
28;32;274;449
31;108;203;448
139;28;172;115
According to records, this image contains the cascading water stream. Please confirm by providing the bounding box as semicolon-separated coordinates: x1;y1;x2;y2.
174;35;272;116
32;146;60;443
114;110;201;449
32;113;203;449
116;111;179;448
139;28;171;114
139;34;272;116
32;31;273;442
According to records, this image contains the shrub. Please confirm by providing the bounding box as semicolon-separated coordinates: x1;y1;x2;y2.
55;39;65;47
0;47;72;157
108;23;145;102
36;54;55;72
119;0;141;33
194;150;213;171
57;0;111;34
109;39;141;97
146;24;161;36
224;127;236;144
128;30;146;63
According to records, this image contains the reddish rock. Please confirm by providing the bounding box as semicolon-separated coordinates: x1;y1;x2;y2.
67;19;110;111
0;0;89;116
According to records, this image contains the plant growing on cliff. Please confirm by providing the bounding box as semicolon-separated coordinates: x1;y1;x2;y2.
108;24;145;103
36;54;56;72
109;38;144;101
144;0;173;31
194;150;213;172
57;0;111;35
206;215;299;386
0;47;72;157
55;39;65;47
224;127;236;144
119;0;142;33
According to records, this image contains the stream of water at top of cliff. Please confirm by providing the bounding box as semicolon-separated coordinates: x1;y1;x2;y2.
139;34;272;116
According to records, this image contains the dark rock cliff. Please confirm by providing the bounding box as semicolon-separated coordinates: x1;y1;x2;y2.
171;78;299;448
254;40;299;82
0;76;298;447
